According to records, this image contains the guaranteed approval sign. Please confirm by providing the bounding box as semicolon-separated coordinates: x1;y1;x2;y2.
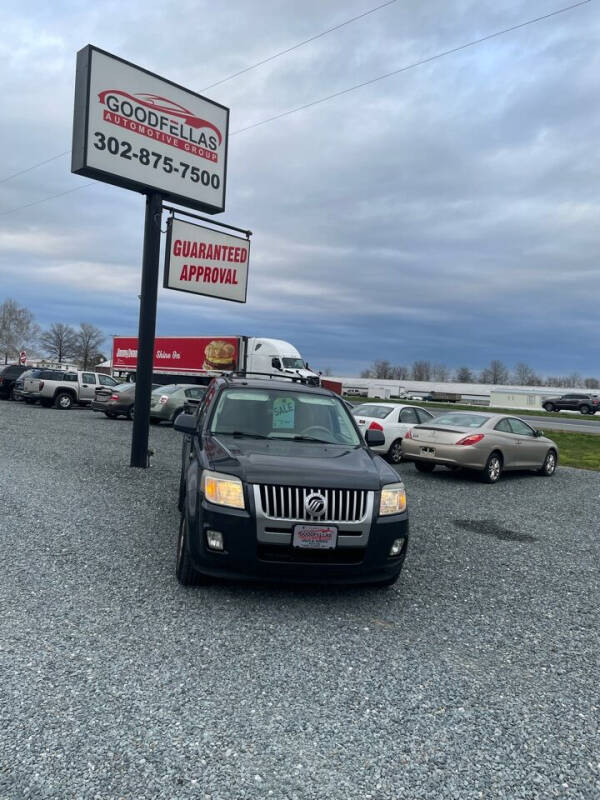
164;217;249;303
71;45;229;214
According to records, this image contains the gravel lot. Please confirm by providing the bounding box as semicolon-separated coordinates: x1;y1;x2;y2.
1;401;599;800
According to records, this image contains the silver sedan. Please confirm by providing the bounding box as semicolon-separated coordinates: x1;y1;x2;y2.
401;411;558;483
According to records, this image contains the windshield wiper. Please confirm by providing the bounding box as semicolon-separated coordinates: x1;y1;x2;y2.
289;435;333;444
214;430;270;439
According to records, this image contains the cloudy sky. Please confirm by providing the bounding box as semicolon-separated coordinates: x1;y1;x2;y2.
1;0;598;377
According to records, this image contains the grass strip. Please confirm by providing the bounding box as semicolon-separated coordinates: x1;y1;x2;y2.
540;430;600;471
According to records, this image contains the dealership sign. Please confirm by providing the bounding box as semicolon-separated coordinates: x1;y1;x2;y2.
164;217;249;303
71;45;229;214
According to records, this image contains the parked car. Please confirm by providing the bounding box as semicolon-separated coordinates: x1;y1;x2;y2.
401;410;558;483
90;382;160;419
0;364;30;400
542;393;600;415
173;375;409;587
149;384;207;424
352;402;435;463
21;369;119;408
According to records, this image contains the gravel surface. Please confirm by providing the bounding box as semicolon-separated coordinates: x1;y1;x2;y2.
1;401;599;800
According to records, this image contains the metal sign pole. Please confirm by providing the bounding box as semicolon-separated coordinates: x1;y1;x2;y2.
130;191;163;468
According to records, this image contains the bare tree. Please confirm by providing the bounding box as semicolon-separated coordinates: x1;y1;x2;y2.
480;360;509;385
75;323;105;370
455;366;474;383
391;365;409;380
0;299;38;364
432;363;449;381
584;377;600;390
360;368;373;378
566;372;583;388
321;366;333;377
372;360;394;379
411;360;432;381
512;362;541;386
40;323;78;363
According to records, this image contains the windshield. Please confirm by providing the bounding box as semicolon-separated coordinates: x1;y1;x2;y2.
281;358;305;369
352;404;393;419
432;412;490;428
210;388;360;445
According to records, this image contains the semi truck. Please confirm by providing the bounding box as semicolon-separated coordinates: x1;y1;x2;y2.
111;335;320;385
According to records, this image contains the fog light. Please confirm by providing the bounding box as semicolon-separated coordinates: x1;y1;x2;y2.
389;538;405;557
206;530;224;551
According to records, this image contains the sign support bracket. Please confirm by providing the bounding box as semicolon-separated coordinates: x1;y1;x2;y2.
163;204;252;240
130;191;163;468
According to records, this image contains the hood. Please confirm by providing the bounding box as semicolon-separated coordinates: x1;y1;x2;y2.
203;435;396;489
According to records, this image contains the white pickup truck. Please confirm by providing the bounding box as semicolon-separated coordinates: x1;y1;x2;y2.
21;368;118;409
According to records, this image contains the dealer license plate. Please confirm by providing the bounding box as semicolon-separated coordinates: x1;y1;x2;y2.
293;525;337;550
421;446;436;455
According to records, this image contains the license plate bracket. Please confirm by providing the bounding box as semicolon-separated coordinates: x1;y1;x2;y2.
421;446;436;455
293;525;337;549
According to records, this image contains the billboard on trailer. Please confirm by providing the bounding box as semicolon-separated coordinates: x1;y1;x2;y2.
72;45;229;214
113;336;240;374
164;217;249;303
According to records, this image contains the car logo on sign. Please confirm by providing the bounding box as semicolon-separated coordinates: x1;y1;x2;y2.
305;492;327;517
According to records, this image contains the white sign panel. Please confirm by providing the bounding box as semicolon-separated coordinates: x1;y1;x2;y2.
164;217;249;303
72;46;229;214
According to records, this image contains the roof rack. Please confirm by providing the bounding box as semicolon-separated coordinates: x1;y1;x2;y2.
227;370;314;385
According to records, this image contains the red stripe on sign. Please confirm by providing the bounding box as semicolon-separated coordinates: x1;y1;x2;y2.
102;111;219;163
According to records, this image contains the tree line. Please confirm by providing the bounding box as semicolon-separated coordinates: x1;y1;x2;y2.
360;359;600;389
0;298;105;370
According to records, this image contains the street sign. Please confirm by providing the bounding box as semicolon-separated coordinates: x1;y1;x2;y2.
71;45;229;214
164;217;249;303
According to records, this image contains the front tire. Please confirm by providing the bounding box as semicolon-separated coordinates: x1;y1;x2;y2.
538;449;557;477
54;392;73;410
543;403;555;412
387;439;403;464
126;406;134;421
176;514;205;586
482;452;502;483
415;461;435;473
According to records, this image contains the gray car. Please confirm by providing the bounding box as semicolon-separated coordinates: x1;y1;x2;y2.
401;411;558;483
149;384;207;424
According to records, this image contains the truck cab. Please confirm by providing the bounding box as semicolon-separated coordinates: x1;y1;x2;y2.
245;338;319;384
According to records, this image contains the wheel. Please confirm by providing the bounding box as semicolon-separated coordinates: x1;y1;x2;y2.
481;452;502;483
414;461;435;473
580;405;590;415
538;449;557;477
176;514;206;586
40;398;53;408
387;439;403;464
104;412;117;419
54;392;73;410
543;403;555;412
126;405;134;420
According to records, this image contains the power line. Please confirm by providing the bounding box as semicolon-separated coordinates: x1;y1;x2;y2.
0;0;590;218
200;0;398;91
230;0;591;135
0;0;399;187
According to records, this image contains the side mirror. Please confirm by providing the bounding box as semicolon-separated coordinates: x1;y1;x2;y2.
534;429;544;438
173;413;197;434
365;428;385;446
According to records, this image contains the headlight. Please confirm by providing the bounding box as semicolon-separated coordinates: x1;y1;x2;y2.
202;470;245;509
379;482;407;516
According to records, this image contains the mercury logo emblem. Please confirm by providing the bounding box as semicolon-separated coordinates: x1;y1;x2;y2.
305;492;327;518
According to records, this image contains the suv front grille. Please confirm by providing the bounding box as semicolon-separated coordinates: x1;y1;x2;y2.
257;485;368;523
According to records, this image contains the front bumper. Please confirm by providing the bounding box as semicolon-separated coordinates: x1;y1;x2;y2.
185;498;408;585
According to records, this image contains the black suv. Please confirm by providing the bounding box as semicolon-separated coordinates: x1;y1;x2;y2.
0;364;30;400
174;376;409;587
543;393;600;415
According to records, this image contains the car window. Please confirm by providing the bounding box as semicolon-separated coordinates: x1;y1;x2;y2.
98;374;116;386
399;407;419;424
210;387;361;445
494;418;513;433
82;372;96;383
152;385;180;395
433;412;489;428
352;404;393;419
508;418;535;436
186;387;206;398
416;408;434;423
63;372;78;382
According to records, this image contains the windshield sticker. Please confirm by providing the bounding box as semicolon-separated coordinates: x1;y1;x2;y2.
273;397;295;429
